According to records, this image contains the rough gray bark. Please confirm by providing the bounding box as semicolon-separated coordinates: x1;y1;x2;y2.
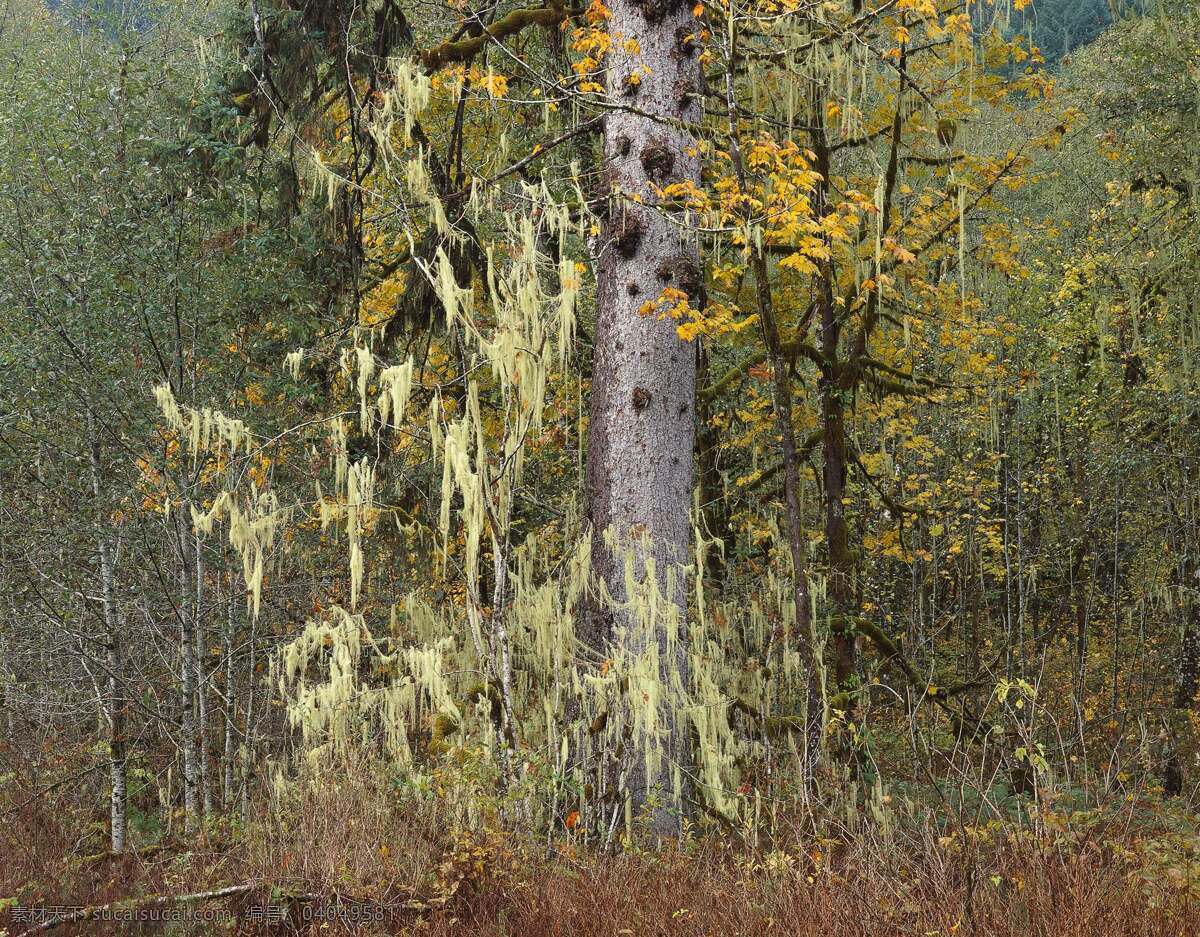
583;0;703;837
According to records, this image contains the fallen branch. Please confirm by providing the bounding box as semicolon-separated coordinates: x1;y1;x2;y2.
14;883;256;937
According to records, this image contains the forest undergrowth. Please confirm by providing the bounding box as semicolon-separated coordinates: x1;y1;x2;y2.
4;761;1200;935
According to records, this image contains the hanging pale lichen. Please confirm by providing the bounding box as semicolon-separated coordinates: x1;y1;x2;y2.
284;348;304;380
154;384;286;618
331;417;349;495
355;344;376;435
391;58;432;145
311;150;342;213
192;488;290;619
377;359;414;429
346;457;375;609
154;384;253;461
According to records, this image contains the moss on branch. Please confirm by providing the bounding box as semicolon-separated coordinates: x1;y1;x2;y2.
420;5;567;71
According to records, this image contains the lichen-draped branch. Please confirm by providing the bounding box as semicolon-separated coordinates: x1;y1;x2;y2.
419;4;568;72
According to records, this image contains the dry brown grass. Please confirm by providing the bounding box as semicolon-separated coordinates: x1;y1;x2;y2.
413;830;1195;937
241;770;445;902
3;774;1198;937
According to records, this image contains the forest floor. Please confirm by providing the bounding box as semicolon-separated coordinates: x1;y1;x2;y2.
4;777;1200;936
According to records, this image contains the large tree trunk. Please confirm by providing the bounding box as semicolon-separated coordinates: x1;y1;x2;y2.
583;0;702;838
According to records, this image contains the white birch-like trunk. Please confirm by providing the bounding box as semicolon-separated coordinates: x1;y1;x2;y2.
195;530;212;816
102;549;126;855
223;585;237;808
240;590;258;824
87;409;126;854
176;510;200;831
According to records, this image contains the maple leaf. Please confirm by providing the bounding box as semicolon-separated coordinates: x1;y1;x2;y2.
883;237;917;264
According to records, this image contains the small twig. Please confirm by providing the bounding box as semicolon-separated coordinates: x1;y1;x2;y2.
0;761;114;820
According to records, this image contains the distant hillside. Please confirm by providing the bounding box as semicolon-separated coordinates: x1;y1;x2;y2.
44;0;157;32
975;0;1115;67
